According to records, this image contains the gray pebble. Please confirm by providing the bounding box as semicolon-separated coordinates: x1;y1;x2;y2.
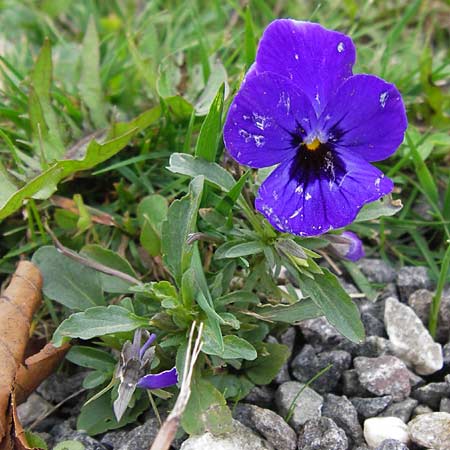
275;381;323;429
245;386;275;409
350;396;393;420
341;370;369;398
322;394;363;446
233;403;296;450
354;356;411;401
291;345;351;394
411;382;450;410
380;398;418;423
396;266;432;302
374;438;410;450
358;259;396;284
297;417;348;450
440;397;450;413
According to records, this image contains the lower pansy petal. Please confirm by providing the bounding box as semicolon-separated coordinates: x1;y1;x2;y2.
136;367;178;390
255;149;393;236
319;74;407;162
224;72;317;168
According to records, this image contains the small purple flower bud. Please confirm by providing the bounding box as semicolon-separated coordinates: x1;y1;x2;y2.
139;333;157;360
340;231;365;261
136;367;179;390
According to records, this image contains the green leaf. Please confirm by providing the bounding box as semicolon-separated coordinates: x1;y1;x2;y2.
195;83;224;162
66;346;116;372
77;391;148;435
32;246;104;311
79;17;107;128
137;194;168;257
216;171;249;217
80;244;137;293
83;371;110;389
162;176;204;285
297;268;365;343
181;375;232;435
202;330;257;361
355;194;403;222
52;305;148;346
0;108;160;220
251;300;322;323
0;160;18;205
25;431;49;450
168;153;234;191
208;373;254;401
54;441;84;450
244;7;257;68
30;39;64;160
244;342;290;385
215;240;265;259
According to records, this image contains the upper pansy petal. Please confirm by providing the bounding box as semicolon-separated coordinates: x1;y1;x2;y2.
255;19;356;114
320;74;407;162
255;149;393;236
224;72;317;168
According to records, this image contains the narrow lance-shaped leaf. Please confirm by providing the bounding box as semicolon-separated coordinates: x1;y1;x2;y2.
195;83;225;162
79;17;107;129
297;268;365;343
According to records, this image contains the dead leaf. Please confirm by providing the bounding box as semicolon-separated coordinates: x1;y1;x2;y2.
0;261;42;443
0;261;69;450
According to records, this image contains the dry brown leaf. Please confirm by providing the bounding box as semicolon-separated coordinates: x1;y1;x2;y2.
0;261;42;443
0;261;69;450
15;343;70;405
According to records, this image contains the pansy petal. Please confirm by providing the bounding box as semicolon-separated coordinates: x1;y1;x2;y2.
320;74;407;162
341;231;365;261
224;72;317;168
255;20;356;114
136;367;178;390
255;149;393;236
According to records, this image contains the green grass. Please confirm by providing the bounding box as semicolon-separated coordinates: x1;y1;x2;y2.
0;0;449;309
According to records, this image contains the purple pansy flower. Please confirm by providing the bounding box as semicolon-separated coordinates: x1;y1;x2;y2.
224;20;407;236
113;330;178;421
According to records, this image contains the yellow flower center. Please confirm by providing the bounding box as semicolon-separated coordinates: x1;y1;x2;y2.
306;137;321;151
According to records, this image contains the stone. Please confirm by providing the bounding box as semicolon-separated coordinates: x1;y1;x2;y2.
408;289;450;342
443;342;450;368
396;266;432;302
322;394;363;445
233;404;296;450
17;393;53;428
37;372;85;404
384;297;443;375
180;419;274;450
411;382;450;410
101;418;159;450
297;417;348;450
408;412;450;450
361;312;386;337
353;356;411;401
363;417;409;448
412;404;433;417
298;317;348;350
342;370;369;397
350;336;393;358
406;370;425;389
440;397;450;413
350;396;393;420
374;439;409;450
291;345;351;394
49;420;102;450
274;362;291;384
380;398;418;423
275;381;323;429
279;327;296;353
245;386;274;408
358;259;396;284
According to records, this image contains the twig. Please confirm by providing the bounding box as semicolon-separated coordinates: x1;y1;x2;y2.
29;387;86;430
149;322;204;450
44;222;142;286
